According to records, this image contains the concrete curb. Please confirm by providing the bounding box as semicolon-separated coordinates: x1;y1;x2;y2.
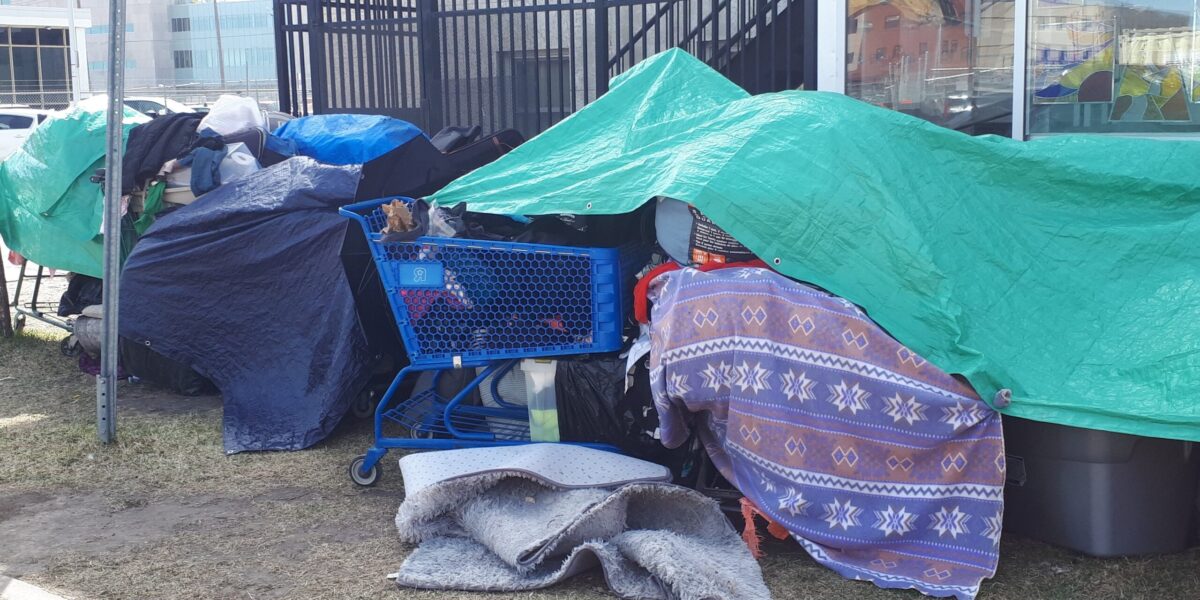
0;576;67;600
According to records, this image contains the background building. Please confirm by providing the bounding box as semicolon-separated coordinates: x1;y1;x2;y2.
77;0;276;107
168;0;275;87
0;0;91;108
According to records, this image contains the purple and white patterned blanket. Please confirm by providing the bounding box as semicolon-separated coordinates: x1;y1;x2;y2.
648;267;1004;600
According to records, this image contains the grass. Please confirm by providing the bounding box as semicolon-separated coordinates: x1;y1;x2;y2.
1;324;1198;599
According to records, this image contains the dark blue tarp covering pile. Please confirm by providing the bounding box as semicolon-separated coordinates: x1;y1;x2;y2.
120;157;370;452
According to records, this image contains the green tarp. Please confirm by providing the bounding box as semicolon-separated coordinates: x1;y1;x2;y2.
0;97;147;277
433;49;1200;442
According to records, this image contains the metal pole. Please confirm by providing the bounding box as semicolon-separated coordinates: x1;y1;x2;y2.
1010;0;1027;140
67;0;81;104
0;254;11;339
212;0;227;88
98;0;127;444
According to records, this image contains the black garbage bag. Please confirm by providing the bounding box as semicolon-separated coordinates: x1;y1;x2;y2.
555;354;700;485
120;337;217;396
555;355;626;445
57;274;103;317
622;357;701;486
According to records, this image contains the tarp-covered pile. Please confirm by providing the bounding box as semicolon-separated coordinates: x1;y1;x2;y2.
433;48;1200;443
120;158;371;452
0;97;148;277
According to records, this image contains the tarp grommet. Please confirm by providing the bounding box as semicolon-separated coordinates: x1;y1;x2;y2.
772;257;781;265
993;388;1012;409
585;202;593;209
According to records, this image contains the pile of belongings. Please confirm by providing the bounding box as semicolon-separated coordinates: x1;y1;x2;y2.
412;48;1200;599
8;44;1200;600
0;90;526;452
119;111;526;452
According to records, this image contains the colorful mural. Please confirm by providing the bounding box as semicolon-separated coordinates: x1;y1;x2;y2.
1033;11;1200;125
1110;64;1195;122
1031;17;1115;104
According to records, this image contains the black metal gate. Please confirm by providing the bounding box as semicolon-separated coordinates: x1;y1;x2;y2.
275;0;815;136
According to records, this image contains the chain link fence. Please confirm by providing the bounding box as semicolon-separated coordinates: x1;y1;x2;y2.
2;80;280;112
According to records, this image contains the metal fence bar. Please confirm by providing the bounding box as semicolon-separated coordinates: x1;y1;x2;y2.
273;1;293;113
419;0;444;130
485;0;496;131
594;0;608;94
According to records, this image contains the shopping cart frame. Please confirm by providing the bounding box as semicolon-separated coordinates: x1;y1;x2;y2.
10;262;73;333
340;197;641;486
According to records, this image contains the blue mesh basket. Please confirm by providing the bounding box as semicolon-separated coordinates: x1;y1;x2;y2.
341;198;643;366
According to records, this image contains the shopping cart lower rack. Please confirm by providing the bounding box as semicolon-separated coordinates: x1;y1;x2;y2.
340;197;646;485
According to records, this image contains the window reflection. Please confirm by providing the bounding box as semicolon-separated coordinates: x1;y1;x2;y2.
1028;0;1200;135
846;0;1015;136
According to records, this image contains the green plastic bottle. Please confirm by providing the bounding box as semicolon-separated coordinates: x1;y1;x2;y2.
524;359;559;442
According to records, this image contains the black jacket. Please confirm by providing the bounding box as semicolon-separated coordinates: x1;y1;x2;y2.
122;112;203;194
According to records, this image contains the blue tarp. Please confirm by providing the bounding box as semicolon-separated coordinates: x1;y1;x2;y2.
274;114;424;165
120;157;371;452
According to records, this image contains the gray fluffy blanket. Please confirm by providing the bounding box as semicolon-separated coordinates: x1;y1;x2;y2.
393;450;770;599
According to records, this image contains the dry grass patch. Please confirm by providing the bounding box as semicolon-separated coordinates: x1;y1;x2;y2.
2;324;1198;600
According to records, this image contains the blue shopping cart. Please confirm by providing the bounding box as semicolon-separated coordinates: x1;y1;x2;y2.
340;198;646;485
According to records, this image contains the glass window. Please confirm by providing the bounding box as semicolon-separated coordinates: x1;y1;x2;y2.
9;28;35;46
0;48;12;93
1028;0;1200;136
11;47;37;92
173;50;193;69
846;1;1015;136
40;48;66;91
125;99;165;115
38;29;64;46
0;114;33;130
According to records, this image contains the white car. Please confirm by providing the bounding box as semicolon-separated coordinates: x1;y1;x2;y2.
122;97;196;118
0;106;51;159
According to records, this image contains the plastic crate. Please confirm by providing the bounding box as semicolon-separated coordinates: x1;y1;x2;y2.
1004;416;1200;557
341;197;643;367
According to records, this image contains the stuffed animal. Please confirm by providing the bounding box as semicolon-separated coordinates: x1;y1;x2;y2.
381;199;415;234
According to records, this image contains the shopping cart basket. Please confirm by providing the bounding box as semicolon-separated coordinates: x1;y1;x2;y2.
340;197;646;485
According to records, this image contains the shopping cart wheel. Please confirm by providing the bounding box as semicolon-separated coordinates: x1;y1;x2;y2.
60;336;81;357
350;390;376;419
13;314;25;333
348;455;380;487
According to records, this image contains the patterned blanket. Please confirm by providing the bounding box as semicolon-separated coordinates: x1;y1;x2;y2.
648;267;1004;600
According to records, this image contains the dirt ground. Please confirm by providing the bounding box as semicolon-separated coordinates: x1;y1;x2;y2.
2;319;1199;600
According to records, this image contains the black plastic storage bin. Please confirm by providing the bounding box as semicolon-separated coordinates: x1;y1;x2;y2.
1003;416;1199;557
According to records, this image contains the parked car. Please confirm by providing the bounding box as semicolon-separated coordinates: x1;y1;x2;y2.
122;97;196;118
263;110;292;130
0;106;51;159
